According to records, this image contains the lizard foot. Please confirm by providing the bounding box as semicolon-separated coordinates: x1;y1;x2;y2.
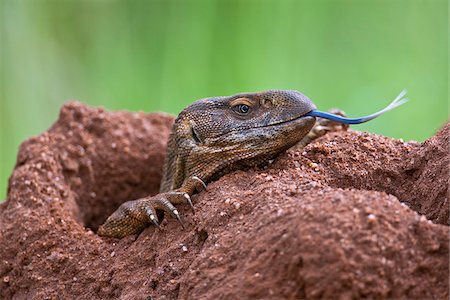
97;191;192;238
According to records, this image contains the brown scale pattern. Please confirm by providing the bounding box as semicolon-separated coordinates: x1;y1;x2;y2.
98;90;319;238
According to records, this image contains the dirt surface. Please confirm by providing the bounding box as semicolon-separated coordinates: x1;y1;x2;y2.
0;102;448;299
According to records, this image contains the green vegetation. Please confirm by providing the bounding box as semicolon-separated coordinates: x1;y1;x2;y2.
0;0;448;199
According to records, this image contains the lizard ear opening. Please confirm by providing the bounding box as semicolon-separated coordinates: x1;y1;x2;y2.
191;126;202;144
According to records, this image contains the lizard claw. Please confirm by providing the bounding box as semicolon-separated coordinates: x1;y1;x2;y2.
183;193;195;213
191;176;207;192
152;195;187;229
166;191;195;214
147;209;161;229
173;209;186;229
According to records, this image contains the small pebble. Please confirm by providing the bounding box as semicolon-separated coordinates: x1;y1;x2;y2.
367;214;377;222
309;162;318;168
3;276;9;283
182;245;188;252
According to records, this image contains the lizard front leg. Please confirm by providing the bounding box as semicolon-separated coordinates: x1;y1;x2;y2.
97;176;206;238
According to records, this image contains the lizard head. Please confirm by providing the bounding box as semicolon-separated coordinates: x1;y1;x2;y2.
163;89;407;190
174;90;317;166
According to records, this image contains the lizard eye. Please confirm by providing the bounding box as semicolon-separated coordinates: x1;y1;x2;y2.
232;104;251;115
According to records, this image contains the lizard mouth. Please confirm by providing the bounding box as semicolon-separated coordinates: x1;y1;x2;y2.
207;113;316;141
261;113;315;128
217;114;315;138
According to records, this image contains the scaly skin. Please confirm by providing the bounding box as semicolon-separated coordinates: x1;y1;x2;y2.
98;90;345;238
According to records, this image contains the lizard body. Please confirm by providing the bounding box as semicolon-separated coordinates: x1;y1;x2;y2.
98;90;407;238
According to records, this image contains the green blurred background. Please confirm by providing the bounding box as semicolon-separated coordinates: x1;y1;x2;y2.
0;0;448;200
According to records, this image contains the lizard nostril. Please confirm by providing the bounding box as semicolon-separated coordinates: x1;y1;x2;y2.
261;98;274;108
191;126;201;143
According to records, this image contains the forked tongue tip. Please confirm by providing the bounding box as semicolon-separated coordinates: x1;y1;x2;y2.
305;90;408;125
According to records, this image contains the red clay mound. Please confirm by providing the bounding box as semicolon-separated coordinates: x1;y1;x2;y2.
0;102;448;299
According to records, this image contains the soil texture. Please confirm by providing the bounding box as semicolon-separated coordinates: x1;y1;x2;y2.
0;102;448;299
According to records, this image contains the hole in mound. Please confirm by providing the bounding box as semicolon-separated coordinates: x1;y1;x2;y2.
62;149;166;231
55;107;172;232
150;279;158;290
197;229;209;246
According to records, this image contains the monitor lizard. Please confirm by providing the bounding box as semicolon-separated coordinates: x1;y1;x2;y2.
98;89;407;238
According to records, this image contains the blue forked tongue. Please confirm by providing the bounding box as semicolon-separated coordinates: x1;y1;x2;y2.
305;90;408;124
